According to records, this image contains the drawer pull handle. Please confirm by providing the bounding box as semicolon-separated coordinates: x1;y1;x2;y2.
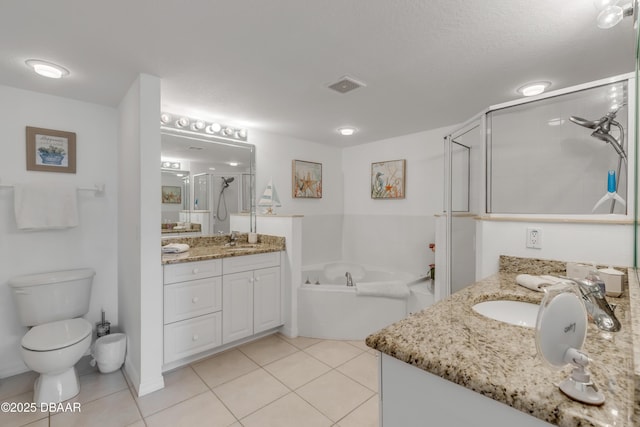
255;276;260;282
192;268;199;274
192;334;199;341
192;297;199;303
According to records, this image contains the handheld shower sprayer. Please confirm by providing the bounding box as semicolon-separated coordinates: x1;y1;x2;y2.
216;176;236;222
569;110;627;162
221;176;235;189
569;107;627;213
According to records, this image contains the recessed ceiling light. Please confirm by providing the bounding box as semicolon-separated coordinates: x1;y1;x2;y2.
338;127;357;136
517;81;551;97
228;162;238;167
25;59;70;79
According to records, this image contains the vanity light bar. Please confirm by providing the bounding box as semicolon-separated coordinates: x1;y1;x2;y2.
161;161;181;169
160;113;248;142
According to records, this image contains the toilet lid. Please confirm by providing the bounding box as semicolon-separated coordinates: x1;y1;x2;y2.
22;318;92;351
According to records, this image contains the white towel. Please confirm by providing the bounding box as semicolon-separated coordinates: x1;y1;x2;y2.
14;182;78;230
515;274;564;292
355;281;410;299
162;243;190;254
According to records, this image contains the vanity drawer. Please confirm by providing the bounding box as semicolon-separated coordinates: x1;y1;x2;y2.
223;252;281;275
164;259;222;284
164;277;222;324
164;312;222;364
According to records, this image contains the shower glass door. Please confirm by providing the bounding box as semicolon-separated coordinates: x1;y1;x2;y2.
442;119;483;299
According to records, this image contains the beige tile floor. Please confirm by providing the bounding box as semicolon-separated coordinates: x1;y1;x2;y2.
0;334;379;427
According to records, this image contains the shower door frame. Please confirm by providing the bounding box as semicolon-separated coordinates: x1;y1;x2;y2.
442;112;486;300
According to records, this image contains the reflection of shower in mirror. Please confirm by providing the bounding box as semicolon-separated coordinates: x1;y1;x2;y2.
217;177;236;222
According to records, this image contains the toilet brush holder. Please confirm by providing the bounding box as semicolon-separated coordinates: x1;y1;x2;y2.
96;310;111;337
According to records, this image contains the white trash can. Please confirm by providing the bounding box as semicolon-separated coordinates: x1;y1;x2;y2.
91;333;126;373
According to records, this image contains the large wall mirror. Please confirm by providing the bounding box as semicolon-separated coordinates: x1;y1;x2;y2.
161;130;256;237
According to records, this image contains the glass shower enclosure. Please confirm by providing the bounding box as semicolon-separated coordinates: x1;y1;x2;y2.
442;74;635;299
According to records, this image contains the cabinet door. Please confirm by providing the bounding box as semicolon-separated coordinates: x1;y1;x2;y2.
222;271;254;344
253;266;282;334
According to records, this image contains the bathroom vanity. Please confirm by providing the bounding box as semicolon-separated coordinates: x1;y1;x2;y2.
161;234;286;370
367;256;639;427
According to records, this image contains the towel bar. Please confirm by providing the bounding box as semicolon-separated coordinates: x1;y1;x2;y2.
0;182;105;195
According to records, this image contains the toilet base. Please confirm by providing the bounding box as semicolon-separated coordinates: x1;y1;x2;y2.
33;367;80;404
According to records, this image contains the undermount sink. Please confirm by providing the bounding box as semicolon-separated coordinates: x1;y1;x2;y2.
472;300;540;328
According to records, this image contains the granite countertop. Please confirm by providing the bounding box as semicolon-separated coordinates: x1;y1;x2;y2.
161;233;285;264
366;257;637;427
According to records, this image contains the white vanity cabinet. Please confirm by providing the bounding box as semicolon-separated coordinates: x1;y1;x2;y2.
162;251;283;368
163;259;223;364
222;252;282;344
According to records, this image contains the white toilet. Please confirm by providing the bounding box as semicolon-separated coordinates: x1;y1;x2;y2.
9;268;95;404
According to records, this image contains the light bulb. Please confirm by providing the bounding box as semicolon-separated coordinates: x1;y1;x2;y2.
206;123;222;134
223;127;233;136
191;120;205;130
597;5;624;28
160;113;171;124
237;129;248;138
176;117;189;128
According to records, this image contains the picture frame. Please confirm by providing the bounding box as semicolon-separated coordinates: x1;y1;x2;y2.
26;126;76;173
292;160;322;198
371;159;406;199
161;186;182;204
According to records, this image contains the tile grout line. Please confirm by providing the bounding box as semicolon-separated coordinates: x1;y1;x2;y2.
189;364;241;425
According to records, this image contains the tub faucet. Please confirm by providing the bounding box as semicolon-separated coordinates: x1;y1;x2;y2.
565;277;621;332
345;272;354;287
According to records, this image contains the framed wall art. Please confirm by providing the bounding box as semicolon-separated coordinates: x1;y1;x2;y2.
162;186;182;204
26;126;77;173
292;160;322;198
371;159;406;199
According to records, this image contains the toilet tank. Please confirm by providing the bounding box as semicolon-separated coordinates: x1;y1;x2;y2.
9;269;95;327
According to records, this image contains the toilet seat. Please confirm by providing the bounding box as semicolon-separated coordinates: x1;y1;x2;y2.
22;318;92;352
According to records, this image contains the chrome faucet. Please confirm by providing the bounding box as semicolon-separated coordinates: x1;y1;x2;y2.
229;231;238;246
565;277;621;332
345;272;354;287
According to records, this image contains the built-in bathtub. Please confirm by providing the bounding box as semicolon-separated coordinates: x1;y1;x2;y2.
298;262;433;340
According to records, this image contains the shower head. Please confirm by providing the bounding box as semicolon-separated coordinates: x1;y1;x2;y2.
221;176;235;189
568;115;610;129
569;110;626;161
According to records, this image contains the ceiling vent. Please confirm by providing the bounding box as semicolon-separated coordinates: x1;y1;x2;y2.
328;76;366;94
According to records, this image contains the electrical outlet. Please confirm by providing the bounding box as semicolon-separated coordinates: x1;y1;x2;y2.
526;227;542;249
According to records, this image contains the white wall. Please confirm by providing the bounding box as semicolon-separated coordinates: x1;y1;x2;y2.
342;126;455;276
477;220;634;279
250;129;343;266
118;74;164;396
0;85;118;378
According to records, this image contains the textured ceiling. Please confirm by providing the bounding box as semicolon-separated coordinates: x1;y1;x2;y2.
0;0;635;146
